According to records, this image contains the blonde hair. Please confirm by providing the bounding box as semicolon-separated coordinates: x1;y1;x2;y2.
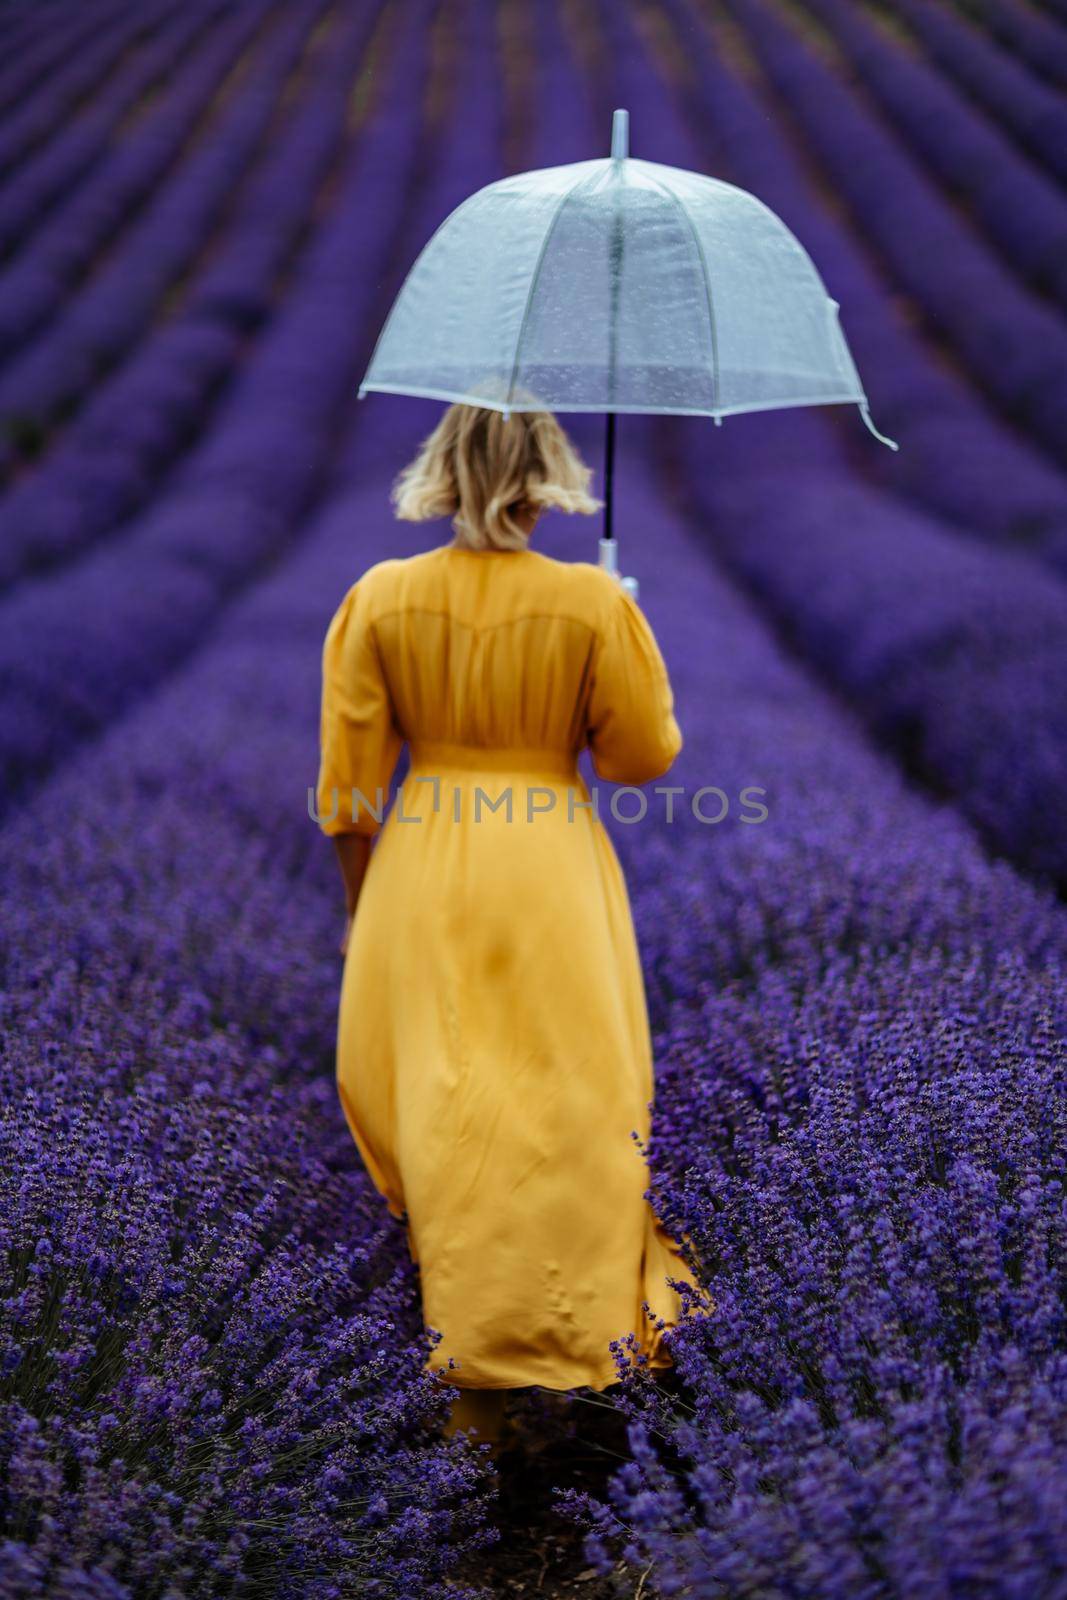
390;402;602;550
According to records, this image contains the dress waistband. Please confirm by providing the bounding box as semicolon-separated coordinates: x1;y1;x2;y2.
408;739;580;779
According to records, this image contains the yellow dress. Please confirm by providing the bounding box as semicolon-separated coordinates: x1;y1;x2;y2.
316;541;690;1392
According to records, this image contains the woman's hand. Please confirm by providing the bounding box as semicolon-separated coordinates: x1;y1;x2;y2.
332;834;373;957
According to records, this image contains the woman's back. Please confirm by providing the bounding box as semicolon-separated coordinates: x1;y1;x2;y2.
373;545;609;754
318;544;682;817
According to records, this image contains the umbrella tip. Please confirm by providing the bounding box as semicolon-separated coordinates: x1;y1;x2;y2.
859;401;900;451
611;108;629;161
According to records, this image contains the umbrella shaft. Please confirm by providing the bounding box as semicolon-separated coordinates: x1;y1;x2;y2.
603;410;616;546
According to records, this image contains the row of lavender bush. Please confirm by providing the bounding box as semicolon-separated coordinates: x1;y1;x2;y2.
0;0;331;434
0;5;211;261
664;0;1067;572
583;0;1067;886
956;0;1067;89
0;0;380;585
0;2;165;186
533;10;1067;1577
795;0;1067;310
673;442;1067;885
0;2;271;359
886;0;1067;187
726;0;1067;464
0;6;215;271
0;3;122;122
0;0;424;817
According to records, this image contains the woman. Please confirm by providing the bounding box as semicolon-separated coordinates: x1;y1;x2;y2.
315;403;688;1454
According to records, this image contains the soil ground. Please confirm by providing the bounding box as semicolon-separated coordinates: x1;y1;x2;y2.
449;1385;658;1599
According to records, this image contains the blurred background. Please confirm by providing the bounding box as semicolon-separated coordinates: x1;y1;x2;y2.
1;0;1066;883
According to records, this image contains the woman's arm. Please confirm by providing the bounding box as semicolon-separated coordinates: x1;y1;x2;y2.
317;578;404;956
333;833;373;956
586;581;683;784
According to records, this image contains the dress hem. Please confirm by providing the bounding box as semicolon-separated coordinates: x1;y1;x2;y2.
426;1335;675;1393
427;1363;672;1393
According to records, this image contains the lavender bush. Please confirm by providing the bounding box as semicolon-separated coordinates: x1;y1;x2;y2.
0;1035;492;1599
565;954;1067;1598
520;79;1067;1574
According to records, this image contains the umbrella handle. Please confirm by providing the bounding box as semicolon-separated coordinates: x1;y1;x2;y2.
598;536;639;602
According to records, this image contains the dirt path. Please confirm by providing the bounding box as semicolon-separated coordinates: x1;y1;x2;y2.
450;1387;654;1599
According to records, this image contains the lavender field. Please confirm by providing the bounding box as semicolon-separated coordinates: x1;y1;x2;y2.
2;0;1065;1595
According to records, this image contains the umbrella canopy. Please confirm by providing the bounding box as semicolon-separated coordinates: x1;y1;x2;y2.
359;109;897;449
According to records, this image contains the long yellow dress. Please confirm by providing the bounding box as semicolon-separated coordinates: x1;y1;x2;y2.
316;541;690;1392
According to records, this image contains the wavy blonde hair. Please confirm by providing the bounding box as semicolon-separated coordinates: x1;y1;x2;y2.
390;402;602;550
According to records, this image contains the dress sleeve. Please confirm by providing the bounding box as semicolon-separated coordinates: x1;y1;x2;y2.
316;580;404;838
586;583;683;785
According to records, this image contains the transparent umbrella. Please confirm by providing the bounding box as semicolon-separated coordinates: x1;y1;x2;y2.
359;109;898;590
